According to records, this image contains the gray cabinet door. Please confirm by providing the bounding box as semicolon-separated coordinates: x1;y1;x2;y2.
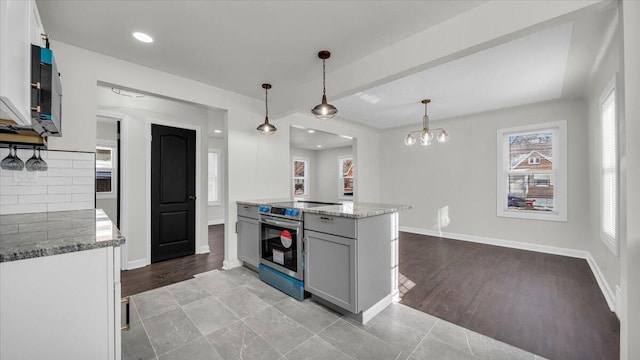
304;230;357;313
237;216;259;267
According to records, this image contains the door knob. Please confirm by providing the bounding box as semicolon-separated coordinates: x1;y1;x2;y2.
188;195;196;200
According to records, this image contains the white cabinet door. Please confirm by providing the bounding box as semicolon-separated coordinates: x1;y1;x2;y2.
237;216;259;267
0;247;120;360
0;0;32;126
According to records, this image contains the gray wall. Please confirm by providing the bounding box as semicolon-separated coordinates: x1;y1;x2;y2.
379;98;590;252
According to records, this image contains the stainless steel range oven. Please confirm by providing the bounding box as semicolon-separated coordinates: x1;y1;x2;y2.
258;206;303;280
257;201;341;301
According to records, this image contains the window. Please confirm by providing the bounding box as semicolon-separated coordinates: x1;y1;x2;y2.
96;143;117;199
208;149;220;205
528;157;541;165
292;158;308;197
339;156;353;199
600;76;617;255
497;120;566;221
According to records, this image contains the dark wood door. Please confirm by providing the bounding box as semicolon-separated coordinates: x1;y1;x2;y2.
151;124;196;263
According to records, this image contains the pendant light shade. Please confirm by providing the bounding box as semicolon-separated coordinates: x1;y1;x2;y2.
257;83;277;135
311;50;338;120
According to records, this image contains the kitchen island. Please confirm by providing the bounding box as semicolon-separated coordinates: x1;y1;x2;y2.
0;209;125;360
237;200;409;324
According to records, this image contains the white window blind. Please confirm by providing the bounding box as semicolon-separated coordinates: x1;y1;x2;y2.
208;150;219;204
600;79;617;253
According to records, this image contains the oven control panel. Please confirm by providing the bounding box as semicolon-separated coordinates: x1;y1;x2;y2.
259;205;301;219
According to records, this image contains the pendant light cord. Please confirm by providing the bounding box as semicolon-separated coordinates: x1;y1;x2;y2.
265;87;269;118
322;59;327;97
423;102;429;130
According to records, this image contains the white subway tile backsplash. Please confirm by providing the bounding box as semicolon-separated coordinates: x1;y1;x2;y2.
0;150;96;214
73;160;95;169
47;151;94;161
47;168;94;177
73;176;95;185
0;186;48;195
72;193;94;202
47;201;94;212
46;159;73;168
0;195;18;205
48;185;94;194
19;194;72;204
0;203;48;215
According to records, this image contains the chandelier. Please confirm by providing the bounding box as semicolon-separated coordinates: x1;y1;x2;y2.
404;99;449;146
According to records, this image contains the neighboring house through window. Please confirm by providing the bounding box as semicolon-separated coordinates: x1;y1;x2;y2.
600;75;618;255
96;142;117;199
339;155;353;199
293;158;308;197
208;149;220;205
497;120;567;221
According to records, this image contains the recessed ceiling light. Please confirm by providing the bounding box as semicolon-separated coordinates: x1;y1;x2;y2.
316;145;322;148
308;130;315;133
132;32;153;43
214;129;222;134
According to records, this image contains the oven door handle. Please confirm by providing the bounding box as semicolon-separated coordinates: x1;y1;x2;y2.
260;217;300;229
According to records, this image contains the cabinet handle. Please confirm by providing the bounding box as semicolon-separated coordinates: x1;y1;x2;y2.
235;221;238;234
121;297;131;331
320;216;334;221
243;206;250;209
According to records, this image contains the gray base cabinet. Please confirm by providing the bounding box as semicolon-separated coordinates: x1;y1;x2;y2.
304;230;357;312
237;204;259;267
304;213;392;315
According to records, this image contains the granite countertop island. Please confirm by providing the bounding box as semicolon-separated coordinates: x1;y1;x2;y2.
0;209;125;262
237;199;410;218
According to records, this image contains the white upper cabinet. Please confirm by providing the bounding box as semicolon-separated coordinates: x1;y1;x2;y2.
0;0;45;126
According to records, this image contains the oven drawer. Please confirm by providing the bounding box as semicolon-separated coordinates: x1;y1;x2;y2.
237;204;259;219
304;213;356;239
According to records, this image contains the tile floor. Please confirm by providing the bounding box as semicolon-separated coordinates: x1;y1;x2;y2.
123;266;547;360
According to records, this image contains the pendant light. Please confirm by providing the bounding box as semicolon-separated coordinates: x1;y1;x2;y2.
311;50;338;119
257;83;277;135
404;99;449;146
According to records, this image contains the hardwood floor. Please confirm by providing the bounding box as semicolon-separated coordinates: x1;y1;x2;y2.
398;232;620;360
121;224;224;297
120;225;619;359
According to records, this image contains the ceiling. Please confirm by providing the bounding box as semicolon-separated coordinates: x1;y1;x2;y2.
290;126;353;151
38;1;615;130
37;0;485;101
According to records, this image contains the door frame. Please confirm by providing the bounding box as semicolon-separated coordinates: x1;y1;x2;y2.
145;119;205;266
96;110;130;270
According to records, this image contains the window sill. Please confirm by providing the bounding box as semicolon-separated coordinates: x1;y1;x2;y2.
497;209;566;222
97;193;116;200
208;201;221;206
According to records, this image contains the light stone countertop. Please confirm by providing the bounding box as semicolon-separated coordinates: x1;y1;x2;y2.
237;199;411;219
0;209;125;263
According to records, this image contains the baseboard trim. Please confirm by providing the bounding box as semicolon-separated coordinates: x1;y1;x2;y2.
208;219;224;225
222;258;242;270
399;226;588;259
400;226;618;314
124;258;147;270
586;253;616;312
196;245;210;254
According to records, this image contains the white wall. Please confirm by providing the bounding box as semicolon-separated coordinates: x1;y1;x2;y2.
620;1;640;358
208;136;225;224
46;41;381;270
95;86;212;267
95;118;118;224
585;14;622;302
316;146;354;202
379;99;590;252
290;147;318;199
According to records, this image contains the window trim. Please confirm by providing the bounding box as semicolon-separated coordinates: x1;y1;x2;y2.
96;140;117;200
208;148;221;206
338;155;354;200
292;157;309;198
496;120;567;222
599;75;618;256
